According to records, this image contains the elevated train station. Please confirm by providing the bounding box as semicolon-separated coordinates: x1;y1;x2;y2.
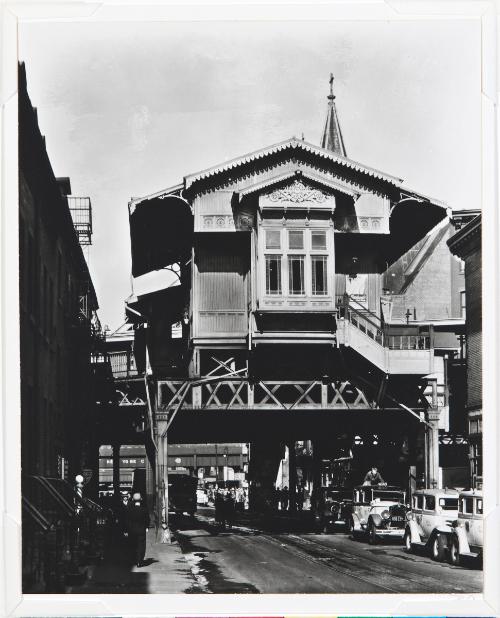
126;77;464;525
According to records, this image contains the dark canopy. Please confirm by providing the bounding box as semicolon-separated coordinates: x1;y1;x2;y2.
129;195;193;278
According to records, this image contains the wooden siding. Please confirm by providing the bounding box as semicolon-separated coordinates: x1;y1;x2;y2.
465;248;482;410
193;191;255;232
194;238;249;337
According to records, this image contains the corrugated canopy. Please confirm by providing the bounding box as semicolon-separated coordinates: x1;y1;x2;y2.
129;195;193;278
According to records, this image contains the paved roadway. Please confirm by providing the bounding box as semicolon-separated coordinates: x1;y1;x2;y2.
172;507;482;594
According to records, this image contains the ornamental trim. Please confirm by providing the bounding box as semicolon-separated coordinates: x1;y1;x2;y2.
268;180;328;204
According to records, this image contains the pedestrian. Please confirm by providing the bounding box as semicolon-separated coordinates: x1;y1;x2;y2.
296;485;304;512
214;489;225;529
224;490;235;529
363;466;386;486
281;486;289;511
125;492;150;568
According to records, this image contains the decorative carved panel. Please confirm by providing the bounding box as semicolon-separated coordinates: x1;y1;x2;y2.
260;179;336;212
268;180;328;203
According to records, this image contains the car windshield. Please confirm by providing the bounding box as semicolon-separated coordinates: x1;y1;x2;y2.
372;491;404;502
326;490;348;500
439;497;458;510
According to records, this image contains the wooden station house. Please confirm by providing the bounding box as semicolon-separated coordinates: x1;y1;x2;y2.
127;76;455;523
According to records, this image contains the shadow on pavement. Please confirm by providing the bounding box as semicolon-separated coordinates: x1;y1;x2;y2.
69;531;151;593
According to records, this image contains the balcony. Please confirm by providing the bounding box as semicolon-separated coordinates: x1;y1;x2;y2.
108;350;140;380
68;196;92;246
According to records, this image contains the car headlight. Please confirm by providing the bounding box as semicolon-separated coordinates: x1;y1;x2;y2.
405;511;413;521
381;510;390;520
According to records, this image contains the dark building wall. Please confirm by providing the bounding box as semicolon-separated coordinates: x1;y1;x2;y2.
19;62;98;481
465;246;482;411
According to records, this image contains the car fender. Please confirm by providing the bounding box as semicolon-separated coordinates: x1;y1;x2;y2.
434;524;453;535
351;511;362;529
454;526;471;554
369;513;382;527
407;519;422;543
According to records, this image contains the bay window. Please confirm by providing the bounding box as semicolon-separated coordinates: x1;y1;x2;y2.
262;227;332;299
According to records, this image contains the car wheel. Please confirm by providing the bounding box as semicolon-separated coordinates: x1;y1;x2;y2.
368;522;378;545
449;536;460;566
432;534;447;562
403;529;412;553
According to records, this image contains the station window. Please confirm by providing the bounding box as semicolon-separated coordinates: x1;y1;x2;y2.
266;229;281;250
265;255;282;294
288;230;304;250
311;255;328;295
288;255;305;295
262;227;330;297
311;230;327;250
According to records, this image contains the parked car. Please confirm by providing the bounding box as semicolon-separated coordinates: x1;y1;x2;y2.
313;486;353;532
403;489;459;561
196;488;209;505
447;491;483;566
348;485;407;544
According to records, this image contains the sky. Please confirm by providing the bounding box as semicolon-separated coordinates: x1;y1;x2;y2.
19;18;482;330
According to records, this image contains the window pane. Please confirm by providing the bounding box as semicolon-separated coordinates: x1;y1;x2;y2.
265;229;281;249
476;499;483;515
312;255;328;295
463;497;473;514
312;230;327;250
288;255;304;294
265;255;281;294
288;230;304;250
424;495;435;510
439;497;458;510
460;290;466;318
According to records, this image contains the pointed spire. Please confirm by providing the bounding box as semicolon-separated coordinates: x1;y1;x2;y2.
320;73;346;156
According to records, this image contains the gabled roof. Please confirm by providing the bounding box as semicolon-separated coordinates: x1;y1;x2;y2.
183;137;403;190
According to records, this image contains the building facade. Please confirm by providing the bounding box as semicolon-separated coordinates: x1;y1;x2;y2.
448;213;482;488
19;62;108;590
127;79;456;523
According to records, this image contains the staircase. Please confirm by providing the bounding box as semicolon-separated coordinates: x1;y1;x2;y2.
336;298;433;375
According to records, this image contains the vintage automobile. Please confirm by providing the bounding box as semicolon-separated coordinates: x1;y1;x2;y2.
403;489;459;561
348;485;407;543
447;491;483;566
313;486;353;532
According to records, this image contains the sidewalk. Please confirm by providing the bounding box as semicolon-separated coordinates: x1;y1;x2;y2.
69;529;197;594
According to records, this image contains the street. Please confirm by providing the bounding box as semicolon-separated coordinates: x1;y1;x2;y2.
172;507;482;594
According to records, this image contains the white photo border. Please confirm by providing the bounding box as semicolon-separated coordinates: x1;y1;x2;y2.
1;1;498;616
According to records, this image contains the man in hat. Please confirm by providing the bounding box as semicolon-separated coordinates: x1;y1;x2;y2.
125;492;150;567
363;466;386;486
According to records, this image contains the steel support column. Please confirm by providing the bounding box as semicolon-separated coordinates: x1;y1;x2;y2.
288;440;297;512
112;442;121;501
425;407;441;489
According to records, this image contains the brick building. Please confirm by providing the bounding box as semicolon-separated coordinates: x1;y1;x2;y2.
19;61;102;482
448;213;482;488
19;62;109;590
